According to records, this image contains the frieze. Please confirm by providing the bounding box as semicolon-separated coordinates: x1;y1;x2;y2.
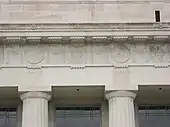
0;43;170;67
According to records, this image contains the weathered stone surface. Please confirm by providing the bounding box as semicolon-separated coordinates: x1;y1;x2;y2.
0;1;170;23
0;43;170;66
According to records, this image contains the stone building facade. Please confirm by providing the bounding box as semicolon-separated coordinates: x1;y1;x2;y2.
0;0;170;127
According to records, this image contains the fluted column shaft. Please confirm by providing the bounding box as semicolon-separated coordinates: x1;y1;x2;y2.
20;92;51;127
106;91;136;127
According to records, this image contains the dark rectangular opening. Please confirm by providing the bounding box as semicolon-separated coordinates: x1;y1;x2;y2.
138;105;170;127
0;108;17;127
56;106;101;127
155;10;161;22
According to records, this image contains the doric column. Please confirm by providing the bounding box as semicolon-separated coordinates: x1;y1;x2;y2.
105;91;136;127
20;92;51;127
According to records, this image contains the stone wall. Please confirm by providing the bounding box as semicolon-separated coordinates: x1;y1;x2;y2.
0;0;170;23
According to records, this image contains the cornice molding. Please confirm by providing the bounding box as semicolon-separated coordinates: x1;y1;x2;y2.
1;23;170;31
0;23;170;43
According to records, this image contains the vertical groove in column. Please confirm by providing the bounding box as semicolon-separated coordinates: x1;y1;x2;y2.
126;98;130;127
33;99;37;127
121;98;126;127
109;99;113;127
39;99;42;127
46;100;48;127
42;99;46;127
41;99;43;127
22;100;26;127
37;99;41;127
33;99;35;127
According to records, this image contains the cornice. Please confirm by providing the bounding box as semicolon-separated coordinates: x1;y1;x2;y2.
1;23;170;31
0;23;170;44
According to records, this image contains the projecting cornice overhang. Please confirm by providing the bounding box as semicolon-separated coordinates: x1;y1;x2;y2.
0;23;170;43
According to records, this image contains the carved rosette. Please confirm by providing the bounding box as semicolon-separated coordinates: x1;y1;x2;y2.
0;45;4;65
24;45;45;64
69;43;87;64
149;44;166;63
110;43;130;63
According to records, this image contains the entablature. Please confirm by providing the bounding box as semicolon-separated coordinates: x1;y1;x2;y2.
0;23;170;68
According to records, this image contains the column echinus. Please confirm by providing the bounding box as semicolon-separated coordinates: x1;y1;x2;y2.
105;91;136;127
20;92;51;127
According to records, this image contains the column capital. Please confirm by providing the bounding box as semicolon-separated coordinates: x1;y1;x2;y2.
105;90;136;100
20;91;51;101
